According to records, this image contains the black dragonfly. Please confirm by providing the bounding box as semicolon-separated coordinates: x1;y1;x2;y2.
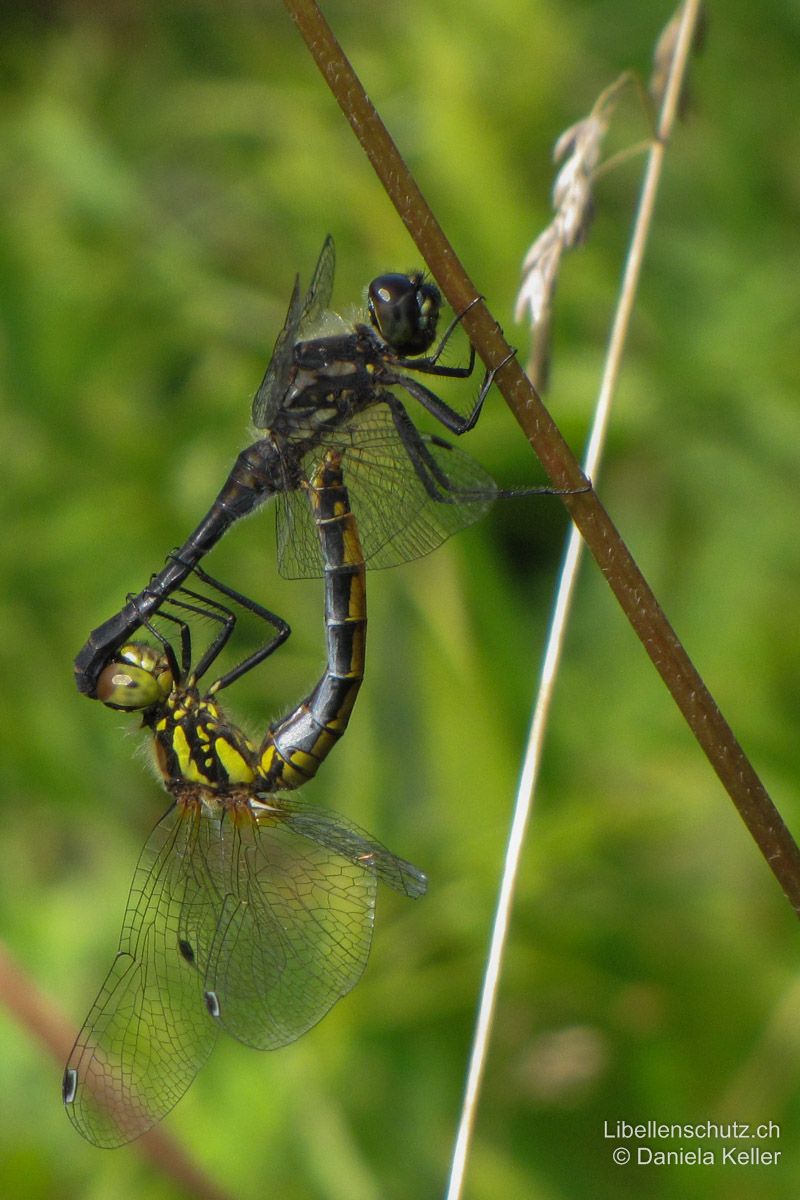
76;236;529;695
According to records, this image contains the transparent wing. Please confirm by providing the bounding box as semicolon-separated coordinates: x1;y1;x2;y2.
298;234;336;334
276;799;427;898
252;276;303;429
252;237;336;428
275;407;498;578
201;796;426;1051
63;802;218;1148
63;788;426;1144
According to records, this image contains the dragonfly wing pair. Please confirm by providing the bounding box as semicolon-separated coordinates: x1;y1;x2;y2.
276;407;497;578
252;235;336;428
63;800;216;1148
64;792;424;1147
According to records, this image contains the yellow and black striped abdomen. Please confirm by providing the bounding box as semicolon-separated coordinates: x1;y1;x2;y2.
258;450;366;789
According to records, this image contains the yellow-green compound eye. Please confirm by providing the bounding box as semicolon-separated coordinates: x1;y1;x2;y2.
96;645;173;711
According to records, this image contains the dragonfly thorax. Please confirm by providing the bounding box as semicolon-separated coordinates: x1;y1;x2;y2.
153;691;258;789
285;357;359;419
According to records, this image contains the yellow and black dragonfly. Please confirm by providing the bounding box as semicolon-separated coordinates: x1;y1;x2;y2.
75;237;526;695
63;451;426;1148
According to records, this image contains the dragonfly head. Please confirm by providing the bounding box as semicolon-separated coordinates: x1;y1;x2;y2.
96;643;174;712
367;271;441;357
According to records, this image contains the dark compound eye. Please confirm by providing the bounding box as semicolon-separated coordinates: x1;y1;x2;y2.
368;272;441;356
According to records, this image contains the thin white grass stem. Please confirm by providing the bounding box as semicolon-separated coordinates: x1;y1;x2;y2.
444;4;704;1197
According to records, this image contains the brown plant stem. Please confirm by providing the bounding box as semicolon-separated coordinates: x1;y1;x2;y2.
283;0;800;913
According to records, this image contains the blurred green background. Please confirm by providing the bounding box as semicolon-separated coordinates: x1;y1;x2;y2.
2;1;800;1197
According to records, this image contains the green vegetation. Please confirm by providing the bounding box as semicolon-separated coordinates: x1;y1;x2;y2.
2;2;799;1197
